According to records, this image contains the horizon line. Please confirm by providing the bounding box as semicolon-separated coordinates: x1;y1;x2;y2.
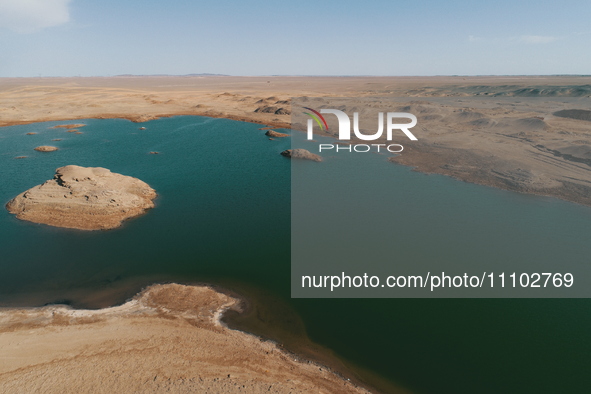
1;74;591;79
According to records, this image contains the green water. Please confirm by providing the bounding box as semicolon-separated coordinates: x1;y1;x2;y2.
1;117;590;393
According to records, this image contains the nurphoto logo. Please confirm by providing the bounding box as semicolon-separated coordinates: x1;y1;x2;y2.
303;107;418;153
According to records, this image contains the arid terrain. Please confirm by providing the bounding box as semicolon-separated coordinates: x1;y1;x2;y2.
0;284;372;394
1;75;590;393
1;75;590;206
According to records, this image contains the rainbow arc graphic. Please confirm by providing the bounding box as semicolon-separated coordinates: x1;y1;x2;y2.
303;107;329;131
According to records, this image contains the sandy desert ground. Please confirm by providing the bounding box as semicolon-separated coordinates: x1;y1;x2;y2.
0;284;373;394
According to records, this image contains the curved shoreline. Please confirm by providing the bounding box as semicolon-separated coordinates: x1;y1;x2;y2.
0;283;377;394
0;112;291;130
0;272;406;393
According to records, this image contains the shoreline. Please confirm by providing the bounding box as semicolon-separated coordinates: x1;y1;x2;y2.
0;282;381;394
4;109;591;209
0;278;405;394
5;110;589;210
0;112;291;130
1;75;590;209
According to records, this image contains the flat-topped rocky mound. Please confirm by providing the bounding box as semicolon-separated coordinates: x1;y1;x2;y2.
34;146;58;152
52;123;86;129
281;149;322;162
6;165;156;230
265;130;289;137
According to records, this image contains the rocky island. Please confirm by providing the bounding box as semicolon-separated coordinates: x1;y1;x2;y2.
265;130;289;138
281;149;322;162
52;123;86;129
6;165;157;230
34;146;58;152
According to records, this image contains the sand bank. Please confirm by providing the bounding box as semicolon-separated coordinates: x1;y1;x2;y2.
0;284;370;394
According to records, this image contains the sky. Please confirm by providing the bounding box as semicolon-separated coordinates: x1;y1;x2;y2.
0;0;589;77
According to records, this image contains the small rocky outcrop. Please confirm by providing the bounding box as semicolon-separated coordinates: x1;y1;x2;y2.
280;149;322;162
265;130;289;138
6;165;157;230
254;106;291;115
254;106;278;113
34;146;58;152
274;108;290;115
52;124;86;129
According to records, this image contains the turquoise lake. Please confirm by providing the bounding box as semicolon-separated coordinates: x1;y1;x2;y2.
1;116;590;393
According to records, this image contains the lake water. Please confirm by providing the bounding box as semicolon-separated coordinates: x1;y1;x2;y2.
1;116;590;393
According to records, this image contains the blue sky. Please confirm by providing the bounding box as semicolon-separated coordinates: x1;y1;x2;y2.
0;0;589;77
